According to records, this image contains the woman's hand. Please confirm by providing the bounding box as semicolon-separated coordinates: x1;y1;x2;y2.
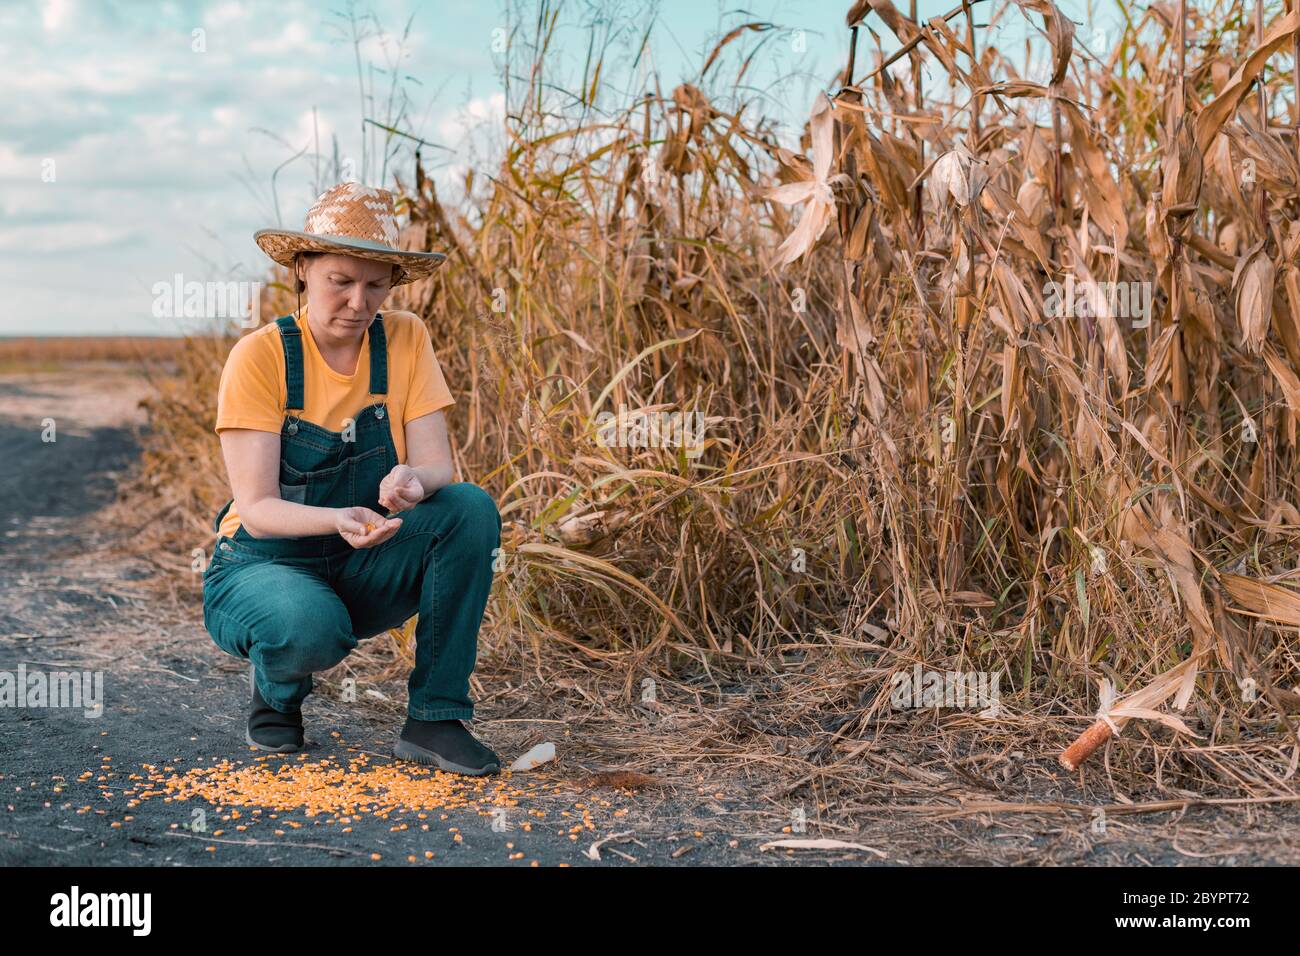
378;464;426;515
335;506;402;549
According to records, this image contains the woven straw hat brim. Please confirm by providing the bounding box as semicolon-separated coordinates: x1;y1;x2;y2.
255;228;447;286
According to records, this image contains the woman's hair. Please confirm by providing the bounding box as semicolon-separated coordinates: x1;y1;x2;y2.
293;252;324;294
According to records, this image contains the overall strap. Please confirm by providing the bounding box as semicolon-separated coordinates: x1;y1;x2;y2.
276;315;305;412
367;315;388;397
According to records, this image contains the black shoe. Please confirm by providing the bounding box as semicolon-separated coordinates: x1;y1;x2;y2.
393;718;500;776
245;664;304;753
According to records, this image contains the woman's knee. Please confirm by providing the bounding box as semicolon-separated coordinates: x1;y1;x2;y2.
428;482;501;542
259;597;356;672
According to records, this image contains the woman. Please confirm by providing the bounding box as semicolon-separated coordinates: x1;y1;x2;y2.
202;182;502;776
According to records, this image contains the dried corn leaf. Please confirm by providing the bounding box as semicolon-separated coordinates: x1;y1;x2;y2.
1222;572;1300;627
1194;9;1300;154
1059;100;1128;247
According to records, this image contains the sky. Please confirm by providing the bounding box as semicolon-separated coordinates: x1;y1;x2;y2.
0;0;1109;335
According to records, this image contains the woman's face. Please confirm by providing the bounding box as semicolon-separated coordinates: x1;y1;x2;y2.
298;253;397;341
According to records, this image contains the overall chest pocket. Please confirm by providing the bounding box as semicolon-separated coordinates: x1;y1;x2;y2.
280;443;388;509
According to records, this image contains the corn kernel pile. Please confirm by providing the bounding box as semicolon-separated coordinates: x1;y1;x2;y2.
84;746;615;836
146;749;585;816
146;751;567;819
8;731;646;863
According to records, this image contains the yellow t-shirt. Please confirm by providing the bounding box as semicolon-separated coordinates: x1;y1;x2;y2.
214;307;454;539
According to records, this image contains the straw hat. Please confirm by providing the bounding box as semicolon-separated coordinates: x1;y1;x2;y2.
254;182;446;286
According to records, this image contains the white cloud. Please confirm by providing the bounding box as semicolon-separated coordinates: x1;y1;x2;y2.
246;18;329;56
0;220;134;254
212;105;240;127
6;58;155;96
41;0;75;33
436;93;504;149
204;1;248;28
288;107;336;153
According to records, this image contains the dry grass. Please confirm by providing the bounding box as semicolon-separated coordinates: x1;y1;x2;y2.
112;0;1300;806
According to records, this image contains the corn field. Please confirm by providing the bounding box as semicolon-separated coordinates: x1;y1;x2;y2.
122;0;1300;792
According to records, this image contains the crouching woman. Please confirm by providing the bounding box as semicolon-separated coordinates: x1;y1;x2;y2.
202;182;501;775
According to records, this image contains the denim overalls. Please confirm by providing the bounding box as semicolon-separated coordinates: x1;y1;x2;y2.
202;313;502;722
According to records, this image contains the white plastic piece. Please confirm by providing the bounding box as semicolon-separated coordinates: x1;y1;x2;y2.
509;741;556;771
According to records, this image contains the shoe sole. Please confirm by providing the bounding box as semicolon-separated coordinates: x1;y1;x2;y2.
393;738;500;776
244;728;304;753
